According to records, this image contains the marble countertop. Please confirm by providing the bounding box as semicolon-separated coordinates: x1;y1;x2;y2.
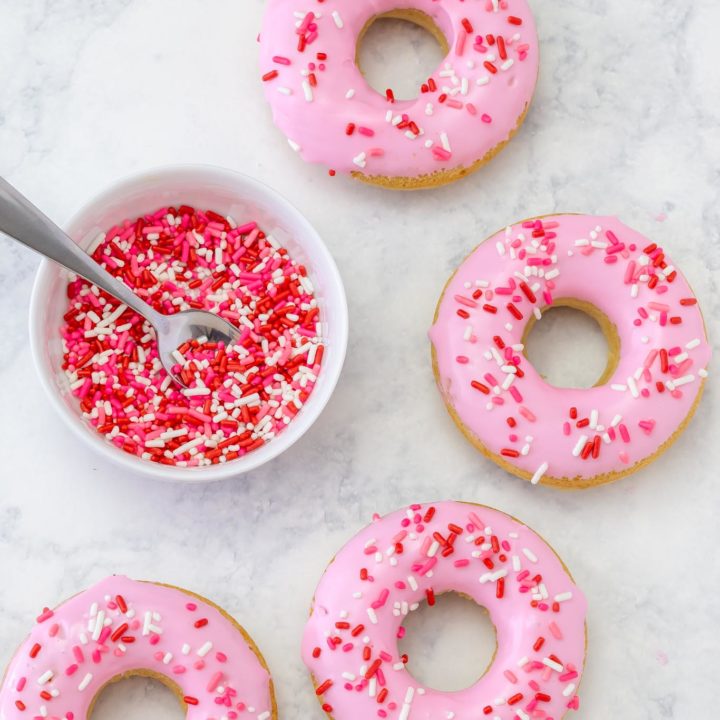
0;0;718;717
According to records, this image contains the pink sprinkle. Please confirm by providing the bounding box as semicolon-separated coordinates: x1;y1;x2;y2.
36;608;54;624
207;671;224;692
519;406;536;422
455;28;468;56
618;423;631;443
481;113;492;123
549;621;563;639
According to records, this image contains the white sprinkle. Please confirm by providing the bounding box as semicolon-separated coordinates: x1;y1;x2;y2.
277;86;292;95
78;673;93;691
367;607;378;624
589;409;598;429
496;241;506;256
627;376;639;398
611;384;627;392
522;548;538;563
332;10;344;28
440;132;451;152
302;80;313;102
686;338;701;350
37;670;54;685
530;462;548;485
572;435;588;457
197;641;213;657
544;268;559;281
672;374;695;387
91;610;105;641
353;152;367;168
407;575;418;591
554;591;573;602
563;683;576;697
477;76;490;86
501;59;515;71
346;88;355;99
543;657;564;672
288;139;301;152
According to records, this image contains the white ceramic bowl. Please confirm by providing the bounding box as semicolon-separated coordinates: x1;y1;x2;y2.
29;165;348;481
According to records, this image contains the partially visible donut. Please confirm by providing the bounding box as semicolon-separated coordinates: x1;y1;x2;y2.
303;501;587;720
259;1;539;189
430;214;712;488
0;576;276;720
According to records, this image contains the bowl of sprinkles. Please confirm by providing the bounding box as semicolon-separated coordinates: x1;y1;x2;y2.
29;165;348;480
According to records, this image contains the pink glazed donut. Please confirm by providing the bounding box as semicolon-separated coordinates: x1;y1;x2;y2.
303;501;587;720
0;576;276;720
258;1;539;189
430;214;712;488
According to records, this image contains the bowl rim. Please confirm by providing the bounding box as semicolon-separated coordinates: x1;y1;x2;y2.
28;163;349;482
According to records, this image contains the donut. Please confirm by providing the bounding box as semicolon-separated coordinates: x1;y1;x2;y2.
430;214;712;488
303;501;586;719
0;576;276;720
259;1;539;189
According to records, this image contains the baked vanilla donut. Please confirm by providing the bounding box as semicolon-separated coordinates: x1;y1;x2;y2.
430;215;712;488
303;501;587;719
259;1;539;189
0;576;276;720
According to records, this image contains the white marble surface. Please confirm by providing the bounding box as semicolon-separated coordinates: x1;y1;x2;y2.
0;0;718;717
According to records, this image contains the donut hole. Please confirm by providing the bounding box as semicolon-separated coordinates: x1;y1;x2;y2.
356;11;448;101
90;674;184;720
398;592;497;691
523;300;620;389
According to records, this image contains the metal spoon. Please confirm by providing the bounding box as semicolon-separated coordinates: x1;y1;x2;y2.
0;176;240;387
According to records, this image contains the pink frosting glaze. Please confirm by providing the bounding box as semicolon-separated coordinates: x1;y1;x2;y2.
258;0;539;178
0;576;273;720
429;215;712;484
302;501;587;720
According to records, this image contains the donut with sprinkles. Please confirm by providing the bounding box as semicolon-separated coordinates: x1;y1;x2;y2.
430;215;712;488
259;1;539;189
303;501;587;720
0;576;276;720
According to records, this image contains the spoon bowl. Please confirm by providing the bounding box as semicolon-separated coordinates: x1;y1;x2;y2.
28;165;348;481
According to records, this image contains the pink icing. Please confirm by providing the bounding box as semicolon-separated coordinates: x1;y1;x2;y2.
259;0;538;178
429;215;712;484
1;576;273;719
302;501;587;719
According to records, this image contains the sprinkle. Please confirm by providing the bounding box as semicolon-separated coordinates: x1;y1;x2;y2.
530;462;548;485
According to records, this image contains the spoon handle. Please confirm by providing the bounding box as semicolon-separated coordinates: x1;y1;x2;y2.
0;177;164;328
